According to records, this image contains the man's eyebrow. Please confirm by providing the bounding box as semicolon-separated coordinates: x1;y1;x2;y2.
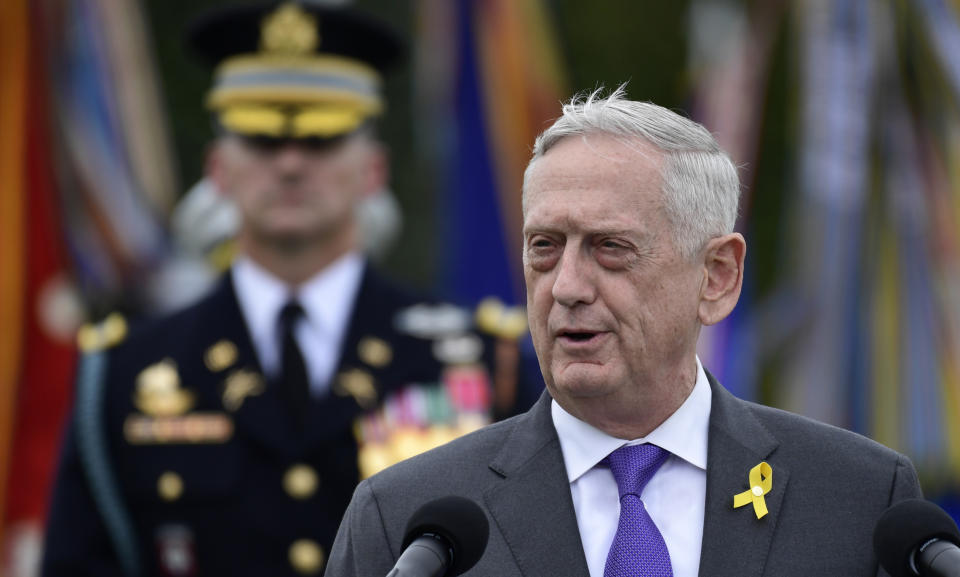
522;226;647;242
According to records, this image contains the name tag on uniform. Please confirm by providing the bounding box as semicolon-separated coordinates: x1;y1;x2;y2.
124;413;234;444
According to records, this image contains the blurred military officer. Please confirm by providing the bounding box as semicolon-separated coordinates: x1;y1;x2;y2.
41;2;533;576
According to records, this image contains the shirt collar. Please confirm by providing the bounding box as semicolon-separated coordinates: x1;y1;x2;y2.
296;252;364;336
232;252;365;340
232;256;289;343
551;357;712;483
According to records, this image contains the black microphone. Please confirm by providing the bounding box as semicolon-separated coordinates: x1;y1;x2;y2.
874;498;960;577
385;496;489;577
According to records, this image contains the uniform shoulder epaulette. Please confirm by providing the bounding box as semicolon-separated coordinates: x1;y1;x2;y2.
474;297;527;340
76;312;128;353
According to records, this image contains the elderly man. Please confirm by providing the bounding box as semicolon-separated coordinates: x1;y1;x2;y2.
326;88;922;577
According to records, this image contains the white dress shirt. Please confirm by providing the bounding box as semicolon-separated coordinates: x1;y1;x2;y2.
232;253;364;396
551;358;712;577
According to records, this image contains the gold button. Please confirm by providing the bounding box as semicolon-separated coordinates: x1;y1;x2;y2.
289;539;324;574
358;336;393;368
205;340;238;372
157;471;183;501
283;464;319;500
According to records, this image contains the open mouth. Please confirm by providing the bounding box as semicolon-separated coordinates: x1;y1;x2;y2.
559;330;600;343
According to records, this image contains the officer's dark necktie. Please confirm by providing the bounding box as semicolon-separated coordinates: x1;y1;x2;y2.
278;300;310;432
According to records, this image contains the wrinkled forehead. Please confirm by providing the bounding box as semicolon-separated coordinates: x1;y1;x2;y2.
522;133;665;218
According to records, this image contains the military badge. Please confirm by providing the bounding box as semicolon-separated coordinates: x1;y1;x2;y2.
334;369;378;409
124;413;234;445
354;364;494;479
77;312;127;352
260;2;318;55
221;368;265;411
475;297;528;339
393;303;472;339
133;359;195;417
432;334;484;365
357;336;392;368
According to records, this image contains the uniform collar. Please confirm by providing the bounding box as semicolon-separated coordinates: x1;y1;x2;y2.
295;253;364;338
232;252;365;348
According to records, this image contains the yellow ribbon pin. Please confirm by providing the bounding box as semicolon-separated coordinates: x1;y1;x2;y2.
733;462;772;519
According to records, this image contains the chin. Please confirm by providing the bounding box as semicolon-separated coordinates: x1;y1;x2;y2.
548;364;616;400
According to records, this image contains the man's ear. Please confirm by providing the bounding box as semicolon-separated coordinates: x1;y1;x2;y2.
363;141;389;198
697;233;746;326
205;140;229;197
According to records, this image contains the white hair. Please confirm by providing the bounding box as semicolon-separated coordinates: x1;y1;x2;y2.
523;85;741;259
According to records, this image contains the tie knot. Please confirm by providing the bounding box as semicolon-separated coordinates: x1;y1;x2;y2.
279;301;305;329
607;444;669;498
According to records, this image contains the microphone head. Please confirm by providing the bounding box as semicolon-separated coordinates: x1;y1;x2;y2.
403;496;490;576
874;498;960;577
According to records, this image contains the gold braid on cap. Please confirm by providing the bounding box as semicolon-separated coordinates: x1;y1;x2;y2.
206;2;385;138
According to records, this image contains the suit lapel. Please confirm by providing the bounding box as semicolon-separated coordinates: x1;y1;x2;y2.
482;377;788;576
484;393;590;577
698;374;788;577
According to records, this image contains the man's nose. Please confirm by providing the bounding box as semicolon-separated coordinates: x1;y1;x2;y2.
551;247;595;307
274;143;310;174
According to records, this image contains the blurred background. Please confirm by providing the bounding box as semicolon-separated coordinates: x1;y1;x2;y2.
4;0;960;574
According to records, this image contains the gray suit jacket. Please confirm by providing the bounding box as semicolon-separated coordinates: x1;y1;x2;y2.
327;375;922;576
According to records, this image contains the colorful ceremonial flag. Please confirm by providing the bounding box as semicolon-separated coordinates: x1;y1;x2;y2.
1;1;177;573
422;0;568;306
686;0;960;518
1;2;78;574
0;0;31;557
53;0;174;313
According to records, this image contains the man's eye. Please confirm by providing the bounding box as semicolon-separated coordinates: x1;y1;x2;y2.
595;240;636;270
242;135;287;152
527;235;557;250
598;238;632;251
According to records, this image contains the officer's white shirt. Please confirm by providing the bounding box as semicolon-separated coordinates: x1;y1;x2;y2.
551;357;711;577
232;253;364;396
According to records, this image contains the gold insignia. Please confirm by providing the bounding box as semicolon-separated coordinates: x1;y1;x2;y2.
221;369;266;412
283;464;320;500
157;471;184;501
358;337;392;368
500;308;529;339
124;413;234;445
334;369;378;409
261;3;318;56
475;297;528;340
133;360;195;417
77;312;128;352
205;340;238;372
289;539;325;575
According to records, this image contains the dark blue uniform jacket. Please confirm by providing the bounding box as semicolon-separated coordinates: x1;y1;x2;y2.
42;267;454;577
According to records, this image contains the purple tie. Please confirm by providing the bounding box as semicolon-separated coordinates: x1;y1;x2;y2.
604;444;673;577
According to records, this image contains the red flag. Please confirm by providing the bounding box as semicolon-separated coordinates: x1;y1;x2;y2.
2;2;78;574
